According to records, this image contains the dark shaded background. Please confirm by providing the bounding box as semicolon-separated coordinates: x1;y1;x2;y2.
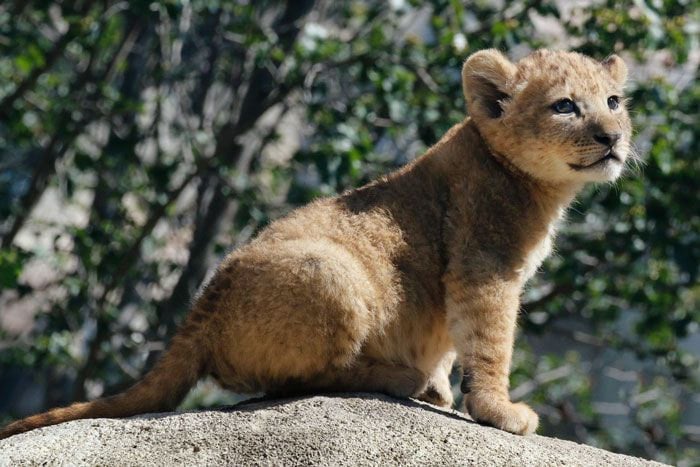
0;1;697;464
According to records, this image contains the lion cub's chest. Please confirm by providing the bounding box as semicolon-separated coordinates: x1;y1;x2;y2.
520;223;558;282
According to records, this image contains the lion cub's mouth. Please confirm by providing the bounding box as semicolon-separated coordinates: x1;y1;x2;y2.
568;150;622;171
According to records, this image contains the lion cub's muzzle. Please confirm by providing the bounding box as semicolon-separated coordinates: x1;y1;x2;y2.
568;148;623;171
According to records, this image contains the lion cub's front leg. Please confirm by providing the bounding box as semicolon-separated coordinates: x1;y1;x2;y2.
446;281;538;435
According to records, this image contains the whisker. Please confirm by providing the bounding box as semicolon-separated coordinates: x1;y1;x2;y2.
623;142;645;178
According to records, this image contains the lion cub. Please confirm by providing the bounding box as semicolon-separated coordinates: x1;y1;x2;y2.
1;49;632;439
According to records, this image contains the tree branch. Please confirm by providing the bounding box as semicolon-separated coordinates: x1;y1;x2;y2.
0;18;143;248
0;0;97;119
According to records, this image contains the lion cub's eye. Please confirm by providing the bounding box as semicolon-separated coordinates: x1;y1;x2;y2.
607;95;620;110
552;98;577;114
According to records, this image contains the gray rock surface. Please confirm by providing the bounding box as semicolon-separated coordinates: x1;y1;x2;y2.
0;393;665;466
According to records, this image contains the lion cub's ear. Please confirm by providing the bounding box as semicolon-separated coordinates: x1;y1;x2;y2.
462;49;517;119
601;54;627;85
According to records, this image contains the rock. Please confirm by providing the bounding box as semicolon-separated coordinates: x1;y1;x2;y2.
0;393;665;466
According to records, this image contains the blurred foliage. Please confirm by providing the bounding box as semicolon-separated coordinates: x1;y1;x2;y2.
0;0;698;464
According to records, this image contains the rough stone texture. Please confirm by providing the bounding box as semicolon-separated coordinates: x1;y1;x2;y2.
0;393;665;466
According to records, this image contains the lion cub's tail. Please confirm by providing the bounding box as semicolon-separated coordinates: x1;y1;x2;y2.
0;323;208;440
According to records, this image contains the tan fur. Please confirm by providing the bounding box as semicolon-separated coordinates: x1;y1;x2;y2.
0;49;632;439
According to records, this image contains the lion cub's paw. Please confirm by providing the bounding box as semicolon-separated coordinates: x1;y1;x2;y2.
465;392;539;435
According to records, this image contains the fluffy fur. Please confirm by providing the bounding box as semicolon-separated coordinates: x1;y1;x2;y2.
1;49;632;439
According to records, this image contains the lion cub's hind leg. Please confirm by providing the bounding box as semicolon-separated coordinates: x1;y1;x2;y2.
416;350;456;408
211;239;380;393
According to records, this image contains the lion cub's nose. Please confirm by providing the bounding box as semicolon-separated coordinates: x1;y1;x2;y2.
593;132;621;147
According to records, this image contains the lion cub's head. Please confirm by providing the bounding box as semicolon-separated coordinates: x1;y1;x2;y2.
462;49;633;184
